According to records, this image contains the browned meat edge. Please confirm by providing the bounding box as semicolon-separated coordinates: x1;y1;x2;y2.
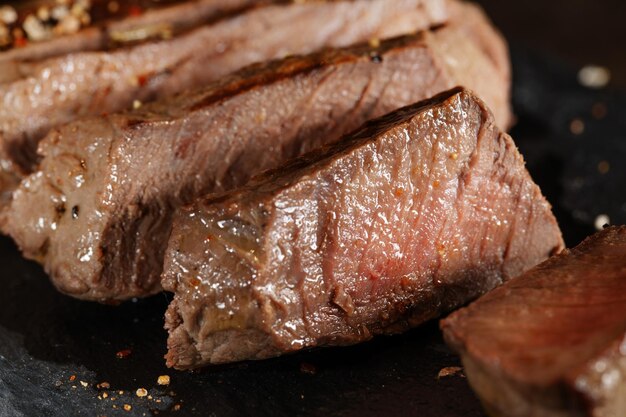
441;226;626;417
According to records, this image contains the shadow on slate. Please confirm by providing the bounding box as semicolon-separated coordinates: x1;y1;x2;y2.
509;45;626;247
1;47;625;417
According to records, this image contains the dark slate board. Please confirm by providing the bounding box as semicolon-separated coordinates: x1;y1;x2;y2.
1;48;624;417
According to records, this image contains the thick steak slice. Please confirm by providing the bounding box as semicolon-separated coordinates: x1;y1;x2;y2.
3;14;511;303
441;226;626;417
0;0;449;176
162;88;563;369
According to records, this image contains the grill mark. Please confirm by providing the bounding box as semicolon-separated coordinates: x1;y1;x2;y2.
188;34;428;112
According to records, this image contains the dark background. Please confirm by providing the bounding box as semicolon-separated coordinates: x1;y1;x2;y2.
476;0;626;90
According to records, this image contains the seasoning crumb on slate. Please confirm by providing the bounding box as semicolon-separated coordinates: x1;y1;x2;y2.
123;404;132;411
578;65;611;89
69;374;76;381
595;214;610;231
570;118;585;135
597;161;610;174
116;348;132;359
157;375;170;386
97;381;111;389
437;366;465;379
80;380;89;387
136;388;148;397
172;404;182;411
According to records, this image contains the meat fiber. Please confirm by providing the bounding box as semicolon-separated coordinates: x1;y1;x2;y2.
0;0;449;178
2;16;511;303
162;88;563;369
441;226;626;417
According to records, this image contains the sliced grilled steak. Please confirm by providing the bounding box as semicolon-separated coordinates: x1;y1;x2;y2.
0;0;449;177
162;88;563;369
441;226;626;417
2;15;511;303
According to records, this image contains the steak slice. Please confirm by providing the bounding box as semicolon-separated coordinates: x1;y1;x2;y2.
162;88;563;369
0;0;261;71
441;226;626;417
0;0;449;177
3;13;512;303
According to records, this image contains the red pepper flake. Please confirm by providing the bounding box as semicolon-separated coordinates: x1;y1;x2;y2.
116;349;132;359
128;6;143;17
137;74;148;87
13;37;27;47
69;375;77;382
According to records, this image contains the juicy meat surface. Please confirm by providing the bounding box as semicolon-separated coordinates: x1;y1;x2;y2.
0;0;449;177
162;88;563;369
441;226;626;417
2;9;511;303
